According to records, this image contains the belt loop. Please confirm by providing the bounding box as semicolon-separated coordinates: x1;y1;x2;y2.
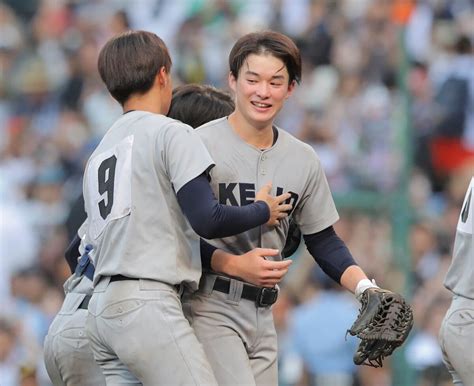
199;274;217;295
94;276;111;293
227;278;243;303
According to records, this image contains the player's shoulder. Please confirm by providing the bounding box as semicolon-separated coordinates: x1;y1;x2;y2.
195;117;228;135
125;111;180;127
276;127;320;157
139;113;195;137
141;112;185;129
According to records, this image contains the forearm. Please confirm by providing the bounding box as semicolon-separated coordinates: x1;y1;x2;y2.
303;226;357;284
209;248;236;275
340;265;369;293
178;174;269;239
205;247;290;288
200;239;220;270
304;227;374;295
65;234;81;273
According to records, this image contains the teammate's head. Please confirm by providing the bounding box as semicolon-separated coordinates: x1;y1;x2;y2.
168;84;234;128
98;30;172;106
227;31;301;130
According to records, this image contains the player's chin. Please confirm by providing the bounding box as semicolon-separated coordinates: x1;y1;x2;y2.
249;110;277;127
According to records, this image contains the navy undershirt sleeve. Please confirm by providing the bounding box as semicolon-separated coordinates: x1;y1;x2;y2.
303;226;357;284
65;233;81;273
200;239;218;270
177;173;270;239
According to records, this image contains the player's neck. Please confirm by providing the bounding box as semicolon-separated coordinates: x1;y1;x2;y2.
228;112;274;149
123;90;167;115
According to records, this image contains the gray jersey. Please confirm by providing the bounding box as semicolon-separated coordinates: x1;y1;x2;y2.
444;177;474;299
82;111;214;290
196;117;339;258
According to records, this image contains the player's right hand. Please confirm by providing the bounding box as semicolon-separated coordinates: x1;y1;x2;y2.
255;183;292;226
225;248;292;287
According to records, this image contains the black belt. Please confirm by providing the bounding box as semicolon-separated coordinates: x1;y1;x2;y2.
110;275;139;282
78;295;91;310
212;277;278;308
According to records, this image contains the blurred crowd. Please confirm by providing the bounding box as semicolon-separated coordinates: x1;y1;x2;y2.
0;0;473;385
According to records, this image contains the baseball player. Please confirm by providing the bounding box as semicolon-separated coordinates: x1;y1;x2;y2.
439;176;474;386
80;31;292;385
60;84;240;275
44;83;250;386
184;31;385;385
43;246;105;386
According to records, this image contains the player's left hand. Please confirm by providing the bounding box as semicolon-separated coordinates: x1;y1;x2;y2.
347;288;414;367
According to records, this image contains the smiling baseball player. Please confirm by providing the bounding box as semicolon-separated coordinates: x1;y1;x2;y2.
184;30;411;385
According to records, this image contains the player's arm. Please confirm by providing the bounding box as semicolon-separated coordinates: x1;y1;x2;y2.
200;218;300;286
177;173;291;239
303;226;377;296
200;240;292;287
63;194;88;273
65;233;81;273
64;217;92;274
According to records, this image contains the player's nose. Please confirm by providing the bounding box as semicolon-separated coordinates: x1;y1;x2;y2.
256;82;270;98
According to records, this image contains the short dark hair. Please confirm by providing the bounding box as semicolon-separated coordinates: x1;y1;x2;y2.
229;30;302;85
168;84;235;128
97;30;172;105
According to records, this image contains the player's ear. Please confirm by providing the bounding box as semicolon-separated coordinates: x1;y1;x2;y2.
156;66;170;88
285;80;296;99
228;71;237;92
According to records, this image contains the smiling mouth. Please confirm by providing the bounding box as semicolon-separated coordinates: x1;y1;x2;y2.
251;101;272;109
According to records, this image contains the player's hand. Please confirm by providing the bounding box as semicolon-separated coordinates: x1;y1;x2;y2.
255;183;292;226
212;248;292;287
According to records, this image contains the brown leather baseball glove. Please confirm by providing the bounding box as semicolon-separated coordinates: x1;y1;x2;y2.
347;288;414;367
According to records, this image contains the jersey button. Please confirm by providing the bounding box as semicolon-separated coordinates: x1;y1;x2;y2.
261;169;266;175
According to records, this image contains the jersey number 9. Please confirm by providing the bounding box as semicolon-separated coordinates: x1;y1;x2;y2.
98;155;117;220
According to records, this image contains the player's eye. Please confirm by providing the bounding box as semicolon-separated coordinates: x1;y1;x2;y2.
247;79;257;84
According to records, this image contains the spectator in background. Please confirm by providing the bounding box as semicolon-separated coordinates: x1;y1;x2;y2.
0;315;45;386
408;60;439;189
0;318;22;385
410;220;444;289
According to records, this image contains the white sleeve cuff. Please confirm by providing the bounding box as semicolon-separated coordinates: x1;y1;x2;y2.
355;279;379;301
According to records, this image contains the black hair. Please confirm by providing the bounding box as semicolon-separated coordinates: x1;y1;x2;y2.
229;30;302;85
97;30;172;105
168;84;234;128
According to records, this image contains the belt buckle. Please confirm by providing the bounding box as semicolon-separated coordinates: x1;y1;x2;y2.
255;287;278;307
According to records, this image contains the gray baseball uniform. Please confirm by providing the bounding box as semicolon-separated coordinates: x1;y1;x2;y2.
184;117;339;385
439;177;474;386
44;274;105;386
82;111;218;385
